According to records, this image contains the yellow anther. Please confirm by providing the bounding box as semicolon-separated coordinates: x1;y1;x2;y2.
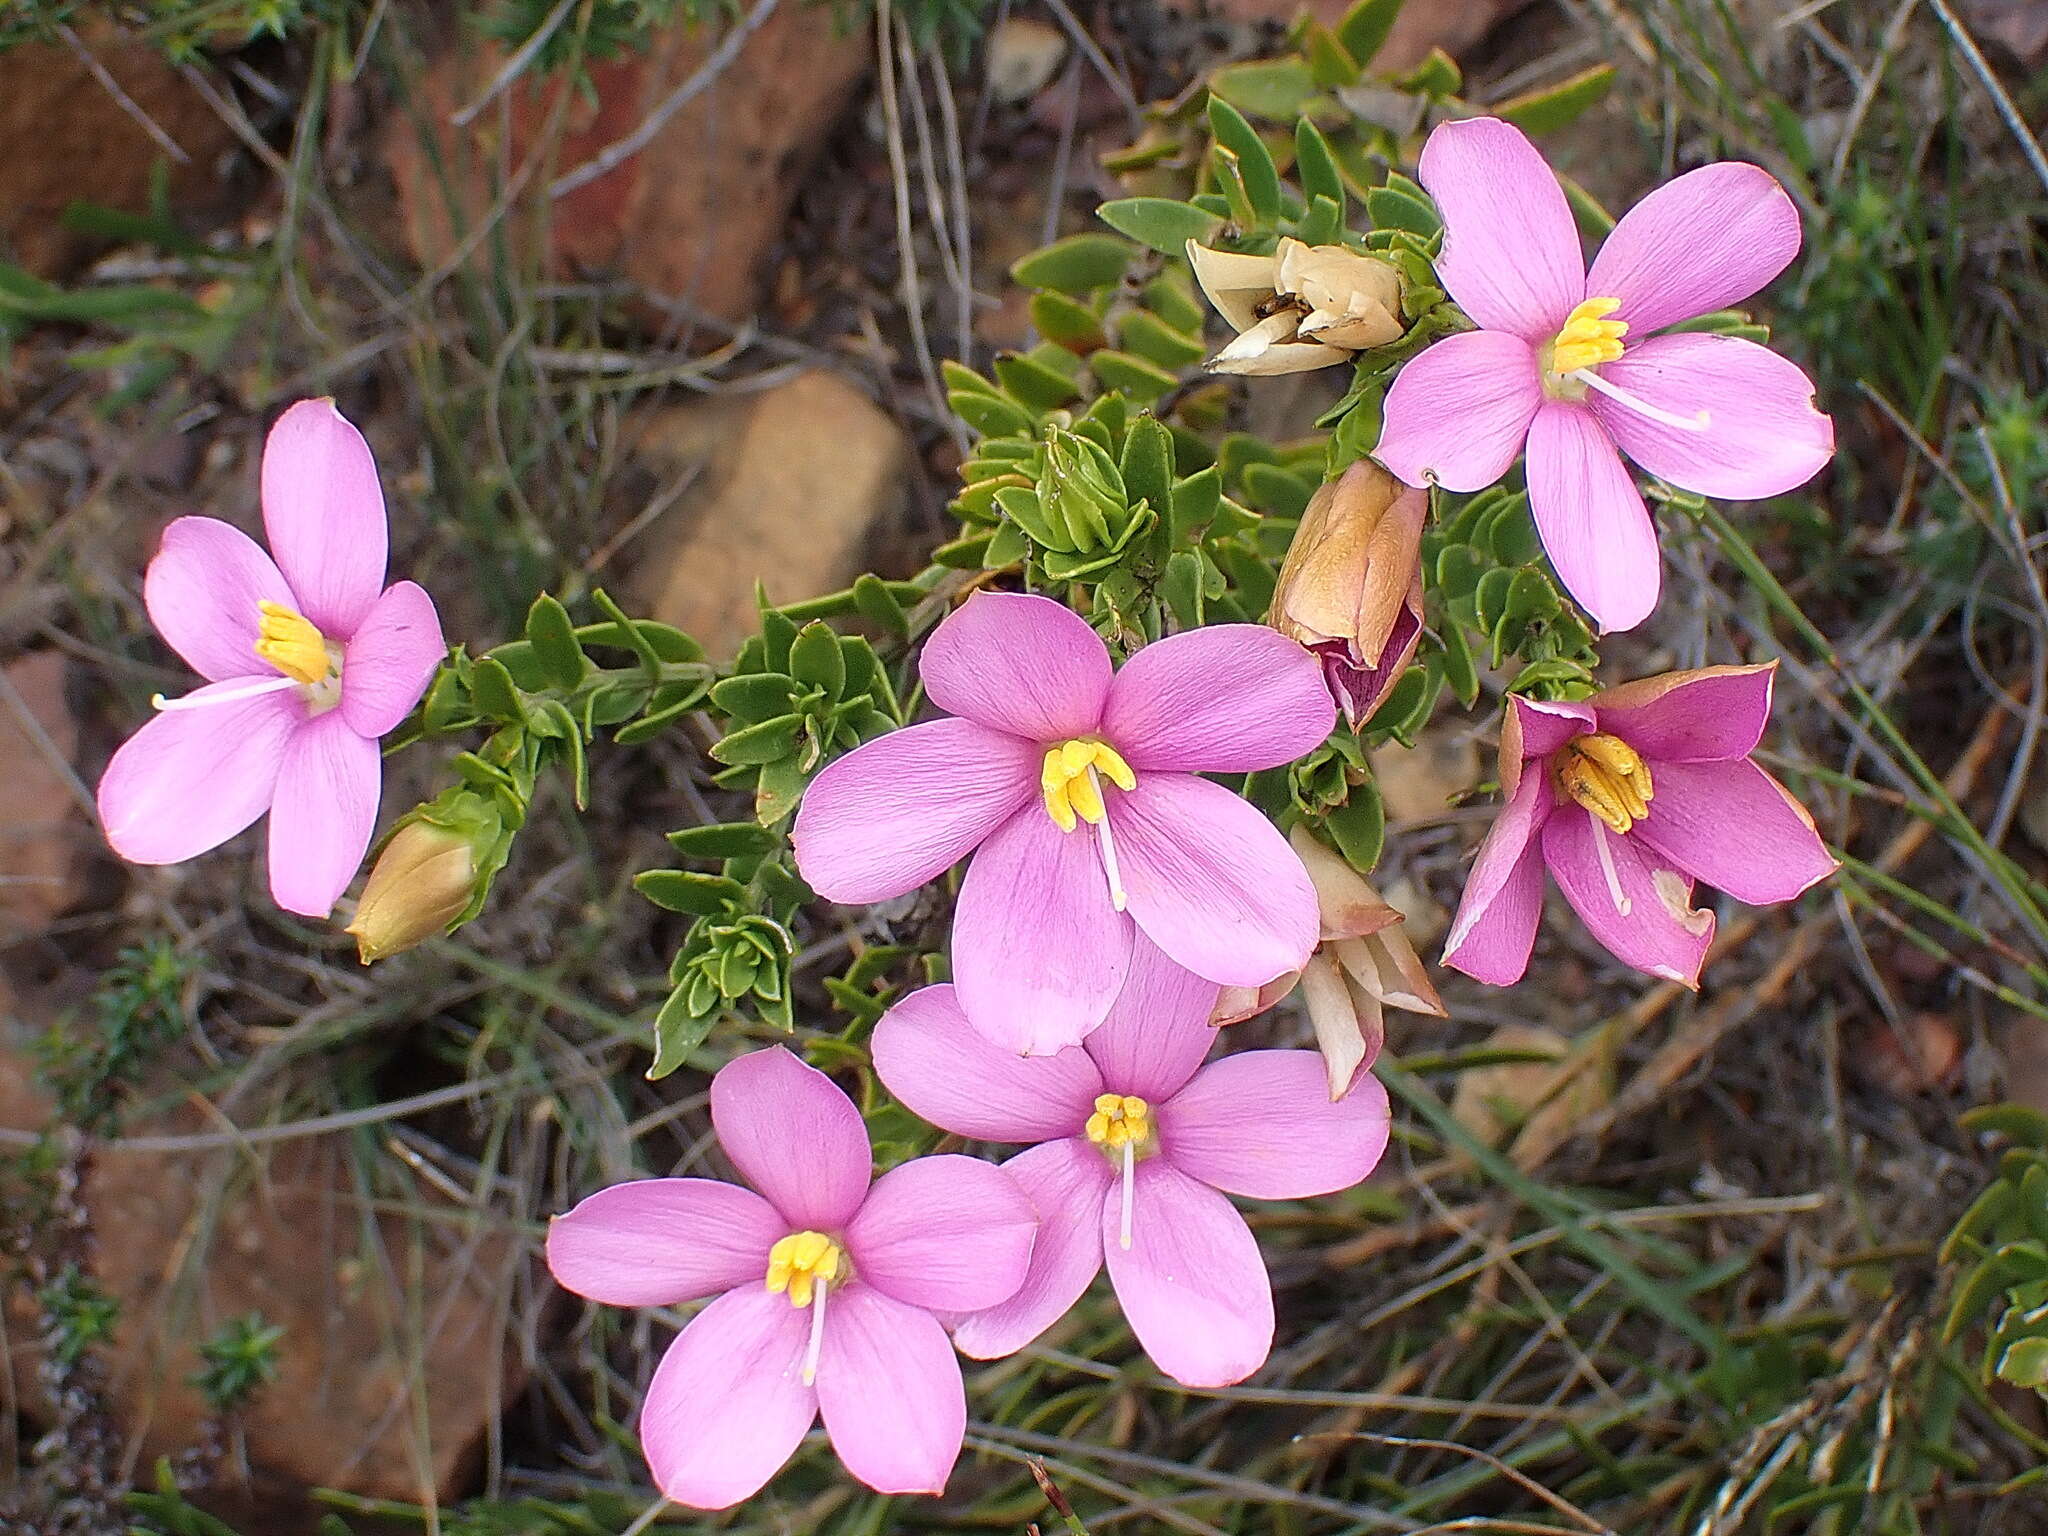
1040;739;1137;831
1557;731;1655;835
254;600;333;686
1549;296;1628;375
1084;1092;1153;1152
764;1230;844;1309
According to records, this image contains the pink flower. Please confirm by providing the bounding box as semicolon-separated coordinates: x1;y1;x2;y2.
792;591;1335;1055
546;1047;1037;1510
872;940;1390;1388
1443;665;1837;988
96;400;444;917
1374;117;1834;634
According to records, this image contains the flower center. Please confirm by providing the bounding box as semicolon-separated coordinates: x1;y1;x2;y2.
1555;731;1654;835
1042;738;1137;913
1546;296;1628;379
1085;1093;1156;1251
151;600;345;718
254;600;334;686
765;1229;847;1385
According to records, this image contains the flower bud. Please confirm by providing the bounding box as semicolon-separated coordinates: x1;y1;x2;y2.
1040;426;1132;553
1269;459;1427;727
346;819;480;963
1188;237;1403;375
1215;827;1445;1099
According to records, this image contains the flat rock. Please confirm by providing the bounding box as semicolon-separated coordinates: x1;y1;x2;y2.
0;25;237;277
0;1046;527;1513
625;370;910;655
384;10;869;325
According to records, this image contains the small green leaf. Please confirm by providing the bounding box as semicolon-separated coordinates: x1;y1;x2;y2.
1116;309;1206;371
994;349;1084;411
1088;349;1180;402
1207;96;1282;225
1294;118;1346;211
1440;622;1480;708
1097;197;1223;257
949;389;1036;438
665;822;777;859
788;622;847;697
522;594;587;690
711;672;798;722
711;713;803;767
1395;47;1461;98
1209;58;1318;120
1029;289;1108;350
1493;64;1616;136
853;573;909;637
648;984;719;1080
469;657;524;722
1325;782;1385;871
1336;0;1405;69
1170;466;1222;541
635;869;746;915
1011;233;1136;295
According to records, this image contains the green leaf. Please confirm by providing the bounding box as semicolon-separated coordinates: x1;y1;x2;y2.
1440;622;1480;708
1242;462;1315;521
1097;197;1222;257
1011;233;1135;295
1209;59;1318;120
522;593;587;691
853;573;910;637
711;672;798;722
711;713;803;766
1116;309;1206;371
1143;273;1207;335
1302;22;1364;87
1295;192;1345;247
1119;415;1175;530
1029;289;1107;350
948;388;1036;438
634;869;746;915
788;622;847;697
1325;782;1385;871
1170;465;1222;541
1963;1104;2048;1149
469;657;524;722
1395;47;1461;98
1294;118;1347;211
1493;64;1616;135
1088;349;1180;402
1366;181;1440;238
1206;95;1282;225
994;349;1084;411
1336;0;1405;69
665;822;777;859
648;984;719;1080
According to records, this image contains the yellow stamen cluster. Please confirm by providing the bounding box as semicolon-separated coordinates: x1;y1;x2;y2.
764;1230;844;1309
254;600;333;686
1085;1093;1153;1152
1558;732;1655;835
1549;296;1628;375
1041;739;1137;832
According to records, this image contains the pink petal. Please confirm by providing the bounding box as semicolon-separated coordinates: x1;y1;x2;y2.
1631;758;1836;904
142;516;295;682
871;984;1103;1142
953;806;1134;1055
711;1047;872;1231
1101;625;1334;773
1586;162;1802;335
1594;333;1833;500
1592;664;1775;763
846;1154;1039;1313
1542;806;1714;986
951;1138;1111;1359
1525;400;1660;634
1080;934;1221;1103
641;1286;816;1510
817;1285;965;1497
340;581;445;739
1417;116;1585;339
260;399;389;638
1507;693;1595;766
1374;330;1543;492
265;711;380;917
1104;1159;1272;1388
1442;770;1554;986
545;1178;784;1306
97;687;296;866
1108;774;1318;989
1158;1052;1390;1199
918;591;1111;742
792;718;1039;904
